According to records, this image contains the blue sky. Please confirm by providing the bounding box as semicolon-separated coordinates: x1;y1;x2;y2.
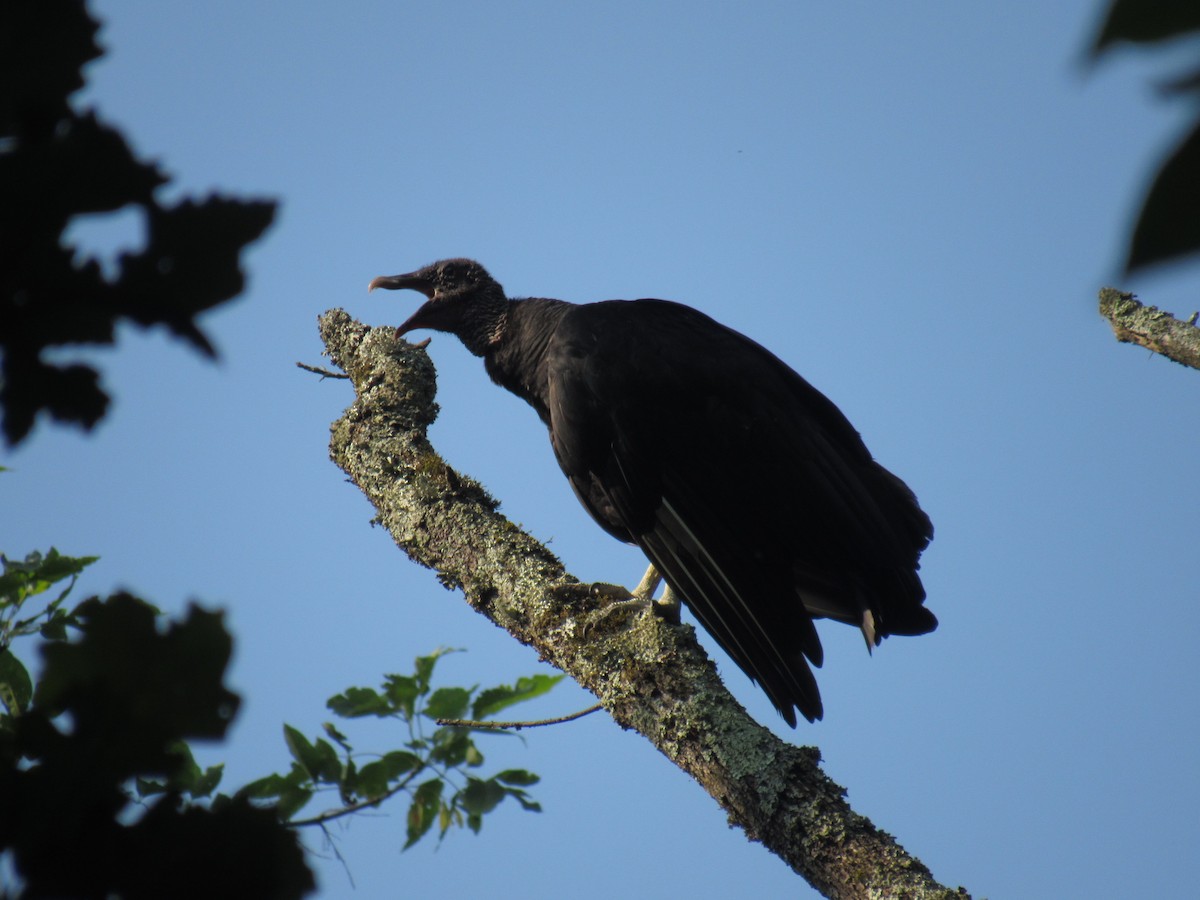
6;2;1200;897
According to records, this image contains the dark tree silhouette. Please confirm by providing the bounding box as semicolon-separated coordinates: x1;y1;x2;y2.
1091;0;1200;273
0;0;275;445
0;594;315;899
1092;3;1200;359
1;3;311;897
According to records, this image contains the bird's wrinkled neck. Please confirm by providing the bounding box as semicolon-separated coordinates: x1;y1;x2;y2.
447;289;508;357
453;307;501;356
484;298;571;418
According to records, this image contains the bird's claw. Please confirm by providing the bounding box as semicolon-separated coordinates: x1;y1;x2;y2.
581;578;682;636
588;582;635;603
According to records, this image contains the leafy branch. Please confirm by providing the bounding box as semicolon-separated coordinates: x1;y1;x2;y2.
0;548;98;718
2;544;561;900
237;649;561;848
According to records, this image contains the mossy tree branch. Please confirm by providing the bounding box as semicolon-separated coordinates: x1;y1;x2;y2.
317;309;968;900
1099;288;1200;370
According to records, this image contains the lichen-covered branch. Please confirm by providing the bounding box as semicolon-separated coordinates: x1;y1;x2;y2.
317;309;969;900
1099;288;1200;370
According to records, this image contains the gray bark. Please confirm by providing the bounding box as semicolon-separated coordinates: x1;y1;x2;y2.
317;309;969;900
1099;288;1200;370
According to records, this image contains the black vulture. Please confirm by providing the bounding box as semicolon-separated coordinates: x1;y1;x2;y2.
369;258;936;726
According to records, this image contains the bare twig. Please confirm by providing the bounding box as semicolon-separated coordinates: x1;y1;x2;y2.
436;703;603;730
296;361;349;379
315;822;357;890
318;309;969;900
1099;288;1200;370
288;769;422;829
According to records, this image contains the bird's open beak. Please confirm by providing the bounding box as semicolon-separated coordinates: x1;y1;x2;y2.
368;272;435;297
369;271;440;338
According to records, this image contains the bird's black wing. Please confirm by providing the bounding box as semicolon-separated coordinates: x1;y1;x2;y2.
543;299;933;725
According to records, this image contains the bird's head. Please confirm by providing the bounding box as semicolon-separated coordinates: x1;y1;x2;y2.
369;258;508;355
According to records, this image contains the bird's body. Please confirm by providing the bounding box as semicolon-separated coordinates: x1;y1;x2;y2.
370;259;936;726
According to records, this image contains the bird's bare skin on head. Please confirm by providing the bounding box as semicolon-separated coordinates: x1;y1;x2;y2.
370;258;936;727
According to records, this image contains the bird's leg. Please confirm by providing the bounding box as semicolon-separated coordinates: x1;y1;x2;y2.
659;584;681;622
632;564;662;600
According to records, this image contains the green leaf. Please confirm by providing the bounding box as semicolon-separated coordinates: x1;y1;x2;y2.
383;674;420;719
403;778;444;849
237;772;296;801
381;750;422;779
0;647;33;715
423;686;471;720
37;549;99;581
237;770;314;820
311;738;342;783
506;788;542;812
323;721;352;751
192;764;225;798
412;647;459;694
283;725;315;771
354;760;391;800
352;749;423;803
275;783;315;821
464;743;484;767
326;686;391;718
38;607;78;641
135;739;226;799
413;654;438;694
428;728;473;767
165;740;201;789
135;776;168;797
0;548;98;608
459;777;505;816
494;768;540;787
471;673;564;719
283;725;341;781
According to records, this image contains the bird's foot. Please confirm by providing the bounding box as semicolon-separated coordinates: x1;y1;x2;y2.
582;591;650;636
582;568;681;636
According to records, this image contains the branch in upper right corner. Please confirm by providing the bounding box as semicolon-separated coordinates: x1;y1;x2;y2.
1098;288;1200;371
